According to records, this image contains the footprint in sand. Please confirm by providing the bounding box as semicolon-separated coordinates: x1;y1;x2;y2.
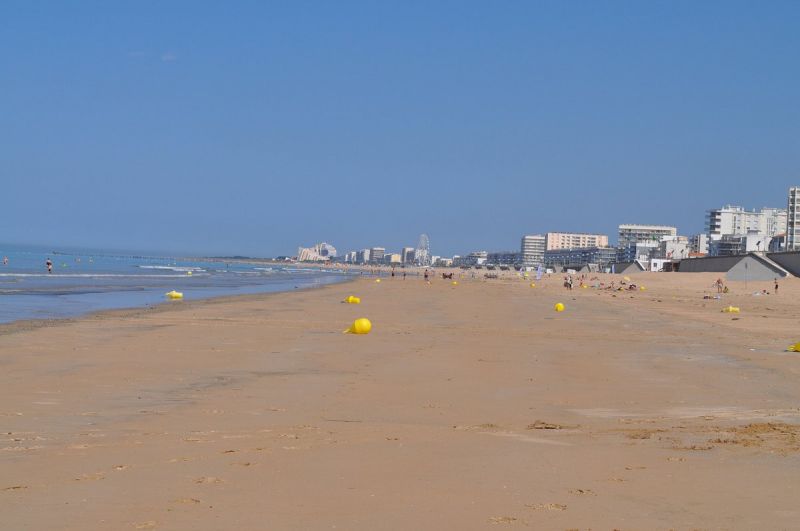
525;503;567;511
134;521;156;529
2;485;28;491
489;516;517;524
172;498;200;504
194;476;224;484
113;465;129;471
568;488;596;496
75;472;105;481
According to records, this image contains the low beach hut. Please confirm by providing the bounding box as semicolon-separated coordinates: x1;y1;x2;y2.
677;253;788;281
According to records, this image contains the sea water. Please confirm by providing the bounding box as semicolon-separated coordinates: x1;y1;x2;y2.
0;245;350;324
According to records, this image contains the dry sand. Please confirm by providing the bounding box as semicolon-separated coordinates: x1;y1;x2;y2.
1;272;799;530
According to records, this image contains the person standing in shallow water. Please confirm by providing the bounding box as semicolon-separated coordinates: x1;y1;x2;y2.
46;258;53;273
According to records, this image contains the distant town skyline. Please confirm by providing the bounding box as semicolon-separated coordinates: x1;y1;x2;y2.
2;2;799;257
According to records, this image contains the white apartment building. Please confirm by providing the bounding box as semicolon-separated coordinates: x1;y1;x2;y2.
618;224;677;247
520;234;546;267
369;247;385;264
788;187;800;251
545;232;609;250
706;205;786;240
656;235;690;260
690;233;709;255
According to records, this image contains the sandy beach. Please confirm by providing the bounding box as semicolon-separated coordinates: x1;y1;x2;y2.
2;272;799;530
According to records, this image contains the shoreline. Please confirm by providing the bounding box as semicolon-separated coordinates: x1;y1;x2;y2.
0;275;356;337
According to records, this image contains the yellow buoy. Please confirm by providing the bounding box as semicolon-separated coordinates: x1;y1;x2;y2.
722;306;740;313
529;282;536;288
581;284;588;289
624;276;631;281
344;318;372;334
452;281;458;286
375;279;381;283
554;302;565;312
639;286;646;291
787;342;800;352
344;295;361;304
165;290;183;300
187;271;192;276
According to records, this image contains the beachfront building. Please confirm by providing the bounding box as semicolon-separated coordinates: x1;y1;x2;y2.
454;251;488;267
544;246;617;270
401;247;416;264
297;242;337;262
709;234;772;256
617;242;659;263
355;249;371;264
706;205;786;255
486;251;522;267
545;232;609;250
617;224;678;247
520;235;546;267
433;257;453;267
384;253;402;264
654;235;690;260
690;233;709;255
369;247;385;264
770;234;786;253
788;187;800;251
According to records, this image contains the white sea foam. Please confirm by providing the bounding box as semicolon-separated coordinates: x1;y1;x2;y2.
138;265;206;273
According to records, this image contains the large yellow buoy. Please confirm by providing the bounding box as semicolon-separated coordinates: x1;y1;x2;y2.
639;286;645;291
344;295;361;304
722;306;740;313
165;290;183;300
554;302;565;312
451;281;458;286
530;282;536;288
375;279;381;283
787;342;800;352
344;318;372;335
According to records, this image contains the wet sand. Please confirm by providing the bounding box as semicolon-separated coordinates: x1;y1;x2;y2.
2;272;799;530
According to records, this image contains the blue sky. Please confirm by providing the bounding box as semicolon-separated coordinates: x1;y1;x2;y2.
2;1;798;257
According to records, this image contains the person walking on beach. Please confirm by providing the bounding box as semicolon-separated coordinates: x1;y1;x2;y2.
715;278;724;293
774;278;779;294
46;258;53;273
424;269;429;282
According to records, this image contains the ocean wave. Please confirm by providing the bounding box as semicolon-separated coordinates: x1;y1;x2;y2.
137;265;206;272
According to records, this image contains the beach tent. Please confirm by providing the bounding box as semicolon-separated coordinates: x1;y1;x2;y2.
614;261;645;275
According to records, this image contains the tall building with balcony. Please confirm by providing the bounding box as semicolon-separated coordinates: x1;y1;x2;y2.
618;224;677;247
369;247;385;264
545;232;609;250
544;247;617;269
788;187;800;251
706;205;786;255
520;235;546;267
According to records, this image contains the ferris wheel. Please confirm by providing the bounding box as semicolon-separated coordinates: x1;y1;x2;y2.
415;234;431;266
